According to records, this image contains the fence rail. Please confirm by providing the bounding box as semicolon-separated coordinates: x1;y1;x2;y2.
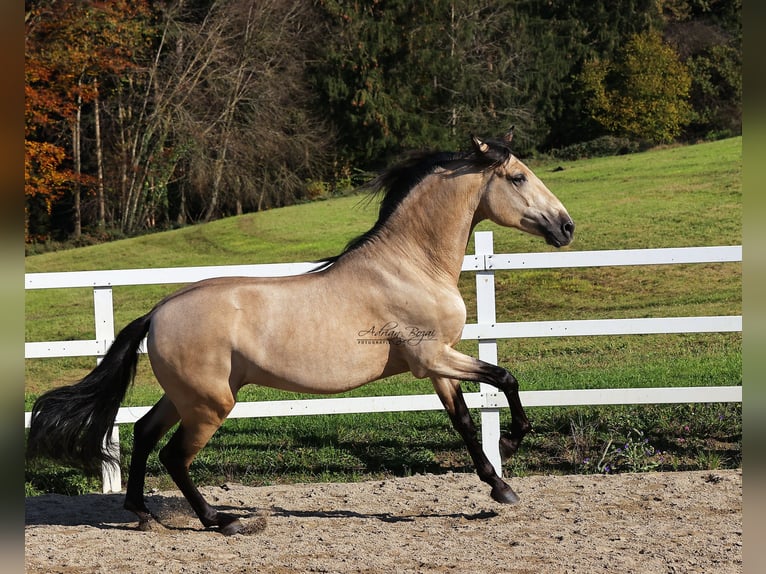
24;232;742;492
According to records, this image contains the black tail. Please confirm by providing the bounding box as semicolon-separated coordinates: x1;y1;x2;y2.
26;312;153;475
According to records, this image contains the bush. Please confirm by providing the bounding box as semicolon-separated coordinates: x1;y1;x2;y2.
579;30;693;144
551;136;641;161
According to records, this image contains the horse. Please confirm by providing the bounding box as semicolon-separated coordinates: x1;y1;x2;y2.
27;128;574;535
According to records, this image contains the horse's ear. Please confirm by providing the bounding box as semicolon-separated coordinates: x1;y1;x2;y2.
472;134;510;164
503;126;515;144
471;135;490;155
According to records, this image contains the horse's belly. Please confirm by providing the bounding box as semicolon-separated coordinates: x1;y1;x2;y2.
236;326;409;394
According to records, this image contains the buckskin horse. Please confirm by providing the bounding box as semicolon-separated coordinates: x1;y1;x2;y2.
28;129;574;535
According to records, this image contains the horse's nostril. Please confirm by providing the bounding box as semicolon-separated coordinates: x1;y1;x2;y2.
562;219;575;237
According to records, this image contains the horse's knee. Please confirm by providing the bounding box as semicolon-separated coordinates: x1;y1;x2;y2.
458;407;478;432
499;370;519;392
158;444;177;472
481;363;519;392
448;400;478;437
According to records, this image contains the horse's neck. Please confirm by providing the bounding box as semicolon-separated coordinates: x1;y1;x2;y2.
370;170;483;284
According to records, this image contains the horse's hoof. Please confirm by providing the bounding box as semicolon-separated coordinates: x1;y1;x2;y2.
490;484;520;505
218;517;245;536
137;517;160;531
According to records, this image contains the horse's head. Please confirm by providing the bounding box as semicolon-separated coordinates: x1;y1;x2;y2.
472;129;574;248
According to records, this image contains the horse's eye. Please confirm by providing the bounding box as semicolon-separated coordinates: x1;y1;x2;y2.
507;173;526;185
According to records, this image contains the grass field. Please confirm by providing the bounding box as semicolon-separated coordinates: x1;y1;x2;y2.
25;138;742;495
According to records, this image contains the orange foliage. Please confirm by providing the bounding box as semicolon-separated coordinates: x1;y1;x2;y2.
25;141;68;207
25;0;154;239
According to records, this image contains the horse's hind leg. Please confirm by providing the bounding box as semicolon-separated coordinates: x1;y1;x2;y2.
432;377;520;504
124;396;180;529
158;408;243;536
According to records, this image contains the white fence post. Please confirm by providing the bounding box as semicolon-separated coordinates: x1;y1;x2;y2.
101;426;121;493
93;286;121;492
93;286;115;363
474;231;503;475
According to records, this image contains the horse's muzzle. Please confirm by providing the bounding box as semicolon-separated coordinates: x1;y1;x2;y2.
544;217;575;248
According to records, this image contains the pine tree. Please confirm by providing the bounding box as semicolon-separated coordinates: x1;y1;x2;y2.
311;0;534;168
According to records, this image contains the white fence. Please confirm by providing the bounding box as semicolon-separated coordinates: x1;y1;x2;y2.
25;231;742;492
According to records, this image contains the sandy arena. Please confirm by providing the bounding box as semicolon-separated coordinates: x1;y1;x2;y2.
25;469;741;573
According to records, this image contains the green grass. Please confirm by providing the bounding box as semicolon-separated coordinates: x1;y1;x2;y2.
25;138;742;495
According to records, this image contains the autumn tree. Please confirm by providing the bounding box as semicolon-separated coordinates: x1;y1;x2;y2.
25;0;154;239
580;30;693;143
26;0;330;237
25;5;78;241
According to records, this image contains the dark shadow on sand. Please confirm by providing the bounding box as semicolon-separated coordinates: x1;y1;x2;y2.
26;491;498;532
24;492;255;531
270;506;498;523
25;493;136;529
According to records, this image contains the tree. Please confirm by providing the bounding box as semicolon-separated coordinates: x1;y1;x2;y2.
660;0;741;139
25;0;331;238
311;0;534;169
166;0;331;222
25;4;80;241
580;30;692;143
25;0;154;239
92;0;332;231
498;0;665;150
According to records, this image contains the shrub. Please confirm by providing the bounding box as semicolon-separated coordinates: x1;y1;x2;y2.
551;136;641;161
580;30;693;144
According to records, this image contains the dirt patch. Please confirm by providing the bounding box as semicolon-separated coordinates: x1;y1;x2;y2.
25;470;742;573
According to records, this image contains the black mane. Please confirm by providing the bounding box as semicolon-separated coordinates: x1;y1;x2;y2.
342;151;464;254
317;141;512;267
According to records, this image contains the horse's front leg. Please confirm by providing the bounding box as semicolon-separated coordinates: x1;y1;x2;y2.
428;346;532;458
491;368;533;462
431;376;519;504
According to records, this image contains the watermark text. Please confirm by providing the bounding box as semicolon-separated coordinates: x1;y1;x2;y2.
357;321;437;346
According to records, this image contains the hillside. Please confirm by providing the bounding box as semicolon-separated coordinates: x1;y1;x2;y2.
26;137;742;274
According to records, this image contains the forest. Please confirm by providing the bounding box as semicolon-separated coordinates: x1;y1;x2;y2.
24;0;741;244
